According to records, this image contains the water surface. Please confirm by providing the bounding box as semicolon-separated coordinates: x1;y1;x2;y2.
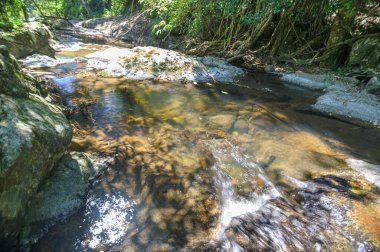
26;42;380;251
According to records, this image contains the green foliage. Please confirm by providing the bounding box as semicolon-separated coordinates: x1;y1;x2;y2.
152;20;172;38
139;0;293;40
27;0;138;19
108;0;139;16
0;0;24;30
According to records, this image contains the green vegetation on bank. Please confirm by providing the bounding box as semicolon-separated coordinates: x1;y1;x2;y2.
1;0;379;68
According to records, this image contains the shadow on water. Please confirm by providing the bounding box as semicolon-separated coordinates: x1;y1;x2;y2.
27;45;380;251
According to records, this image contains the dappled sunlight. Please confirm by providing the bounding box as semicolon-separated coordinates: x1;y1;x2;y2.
252;130;349;180
28;41;380;251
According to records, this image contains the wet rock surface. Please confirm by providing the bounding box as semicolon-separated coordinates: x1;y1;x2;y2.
85;46;244;84
281;72;359;90
366;76;380;96
281;72;380;126
20;152;111;248
185;172;379;252
16;39;380;251
0;22;55;59
0;46;72;249
0;45;45;98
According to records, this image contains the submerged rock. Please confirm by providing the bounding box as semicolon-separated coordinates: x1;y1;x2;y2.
209;114;236;131
232;119;250;133
86;46;244;84
0;22;55;59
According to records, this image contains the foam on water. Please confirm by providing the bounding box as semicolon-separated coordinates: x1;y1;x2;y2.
206;140;281;236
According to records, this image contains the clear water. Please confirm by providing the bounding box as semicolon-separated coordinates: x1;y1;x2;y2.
24;42;380;252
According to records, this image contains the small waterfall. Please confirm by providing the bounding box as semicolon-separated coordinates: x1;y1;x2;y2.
205;140;281;237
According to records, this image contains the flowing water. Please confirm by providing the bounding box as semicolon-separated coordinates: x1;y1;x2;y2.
23;40;380;251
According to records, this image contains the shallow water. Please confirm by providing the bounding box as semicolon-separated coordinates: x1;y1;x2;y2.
24;41;380;251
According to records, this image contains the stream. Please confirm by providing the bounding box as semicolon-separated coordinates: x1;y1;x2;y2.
22;39;380;252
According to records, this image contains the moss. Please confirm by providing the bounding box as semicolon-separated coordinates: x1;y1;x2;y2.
0;46;44;98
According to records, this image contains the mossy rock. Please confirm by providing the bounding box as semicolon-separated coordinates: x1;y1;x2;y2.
0;45;46;98
349;38;380;69
0;94;72;249
0;22;55;59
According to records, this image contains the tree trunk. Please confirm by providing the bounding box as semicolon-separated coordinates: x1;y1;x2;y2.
30;0;45;16
22;3;29;22
321;0;361;66
80;0;92;18
236;10;274;54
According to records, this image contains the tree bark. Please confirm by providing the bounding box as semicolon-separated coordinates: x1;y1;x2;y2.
22;3;29;22
30;0;45;16
321;0;361;66
80;0;92;18
236;10;274;54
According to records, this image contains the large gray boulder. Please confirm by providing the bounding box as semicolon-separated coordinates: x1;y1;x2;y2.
0;22;55;59
281;71;380;126
0;46;72;249
86;46;244;84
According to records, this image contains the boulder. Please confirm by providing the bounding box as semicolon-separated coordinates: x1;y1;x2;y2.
79;12;154;46
265;65;275;73
0;94;72;248
0;46;72;249
312;88;380;127
0;22;55;59
21;153;101;247
366;76;380;96
281;71;380;126
349;37;380;69
86;46;244;84
281;72;358;90
0;45;46;98
41;17;74;30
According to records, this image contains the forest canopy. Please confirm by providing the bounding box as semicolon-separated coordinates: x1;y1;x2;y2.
1;0;379;67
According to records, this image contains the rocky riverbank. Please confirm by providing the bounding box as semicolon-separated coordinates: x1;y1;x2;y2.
0;42;72;249
281;72;380;127
0;23;112;251
66;15;380;127
1;18;379;251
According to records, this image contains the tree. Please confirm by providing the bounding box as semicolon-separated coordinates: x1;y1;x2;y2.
322;0;361;66
0;0;24;29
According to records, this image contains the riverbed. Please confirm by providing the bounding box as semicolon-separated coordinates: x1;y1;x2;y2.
22;40;380;252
